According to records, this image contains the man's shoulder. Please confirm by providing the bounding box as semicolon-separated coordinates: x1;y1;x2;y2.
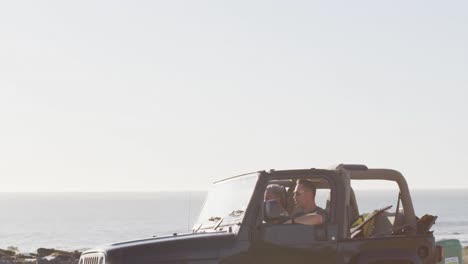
303;206;327;222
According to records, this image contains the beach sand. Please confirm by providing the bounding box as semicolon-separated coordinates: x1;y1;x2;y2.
464;247;467;264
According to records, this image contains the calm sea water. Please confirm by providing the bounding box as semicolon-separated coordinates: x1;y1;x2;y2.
0;190;466;253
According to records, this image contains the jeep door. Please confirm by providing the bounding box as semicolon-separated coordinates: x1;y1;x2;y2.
251;172;339;264
254;224;338;263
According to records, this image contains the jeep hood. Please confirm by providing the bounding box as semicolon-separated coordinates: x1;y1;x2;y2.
82;232;236;263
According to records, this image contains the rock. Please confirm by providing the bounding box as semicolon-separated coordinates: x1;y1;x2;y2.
0;248;80;264
36;248;81;264
5;247;18;254
0;249;15;258
16;253;37;258
16;253;36;261
0;247;81;264
37;248;56;258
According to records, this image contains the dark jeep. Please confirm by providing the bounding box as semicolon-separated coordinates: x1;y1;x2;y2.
79;164;439;264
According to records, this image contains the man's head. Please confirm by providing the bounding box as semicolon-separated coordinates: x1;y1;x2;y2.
294;179;317;211
264;184;286;209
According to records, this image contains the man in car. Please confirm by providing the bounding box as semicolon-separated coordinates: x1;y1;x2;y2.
290;179;328;225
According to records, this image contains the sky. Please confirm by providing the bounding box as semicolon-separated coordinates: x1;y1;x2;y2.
0;1;467;191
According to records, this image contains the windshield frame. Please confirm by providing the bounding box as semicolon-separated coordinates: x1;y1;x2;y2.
193;172;260;233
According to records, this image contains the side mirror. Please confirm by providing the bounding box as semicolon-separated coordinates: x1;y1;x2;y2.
264;199;283;222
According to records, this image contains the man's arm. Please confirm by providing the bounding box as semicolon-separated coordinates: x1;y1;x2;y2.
284;213;323;225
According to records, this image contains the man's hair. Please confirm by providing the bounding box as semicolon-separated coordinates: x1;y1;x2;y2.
265;184;286;206
297;179;317;196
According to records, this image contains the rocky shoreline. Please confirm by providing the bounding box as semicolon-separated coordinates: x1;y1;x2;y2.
0;248;81;264
1;246;467;263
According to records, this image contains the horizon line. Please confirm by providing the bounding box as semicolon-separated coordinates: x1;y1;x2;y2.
0;187;467;193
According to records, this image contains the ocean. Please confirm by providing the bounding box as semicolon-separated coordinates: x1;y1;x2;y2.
0;190;466;253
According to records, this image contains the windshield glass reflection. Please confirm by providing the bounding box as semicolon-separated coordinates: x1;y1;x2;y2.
193;173;259;232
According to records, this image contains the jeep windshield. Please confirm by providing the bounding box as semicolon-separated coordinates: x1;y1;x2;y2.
193;172;259;233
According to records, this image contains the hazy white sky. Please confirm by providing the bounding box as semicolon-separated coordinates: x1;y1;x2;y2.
1;1;467;191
